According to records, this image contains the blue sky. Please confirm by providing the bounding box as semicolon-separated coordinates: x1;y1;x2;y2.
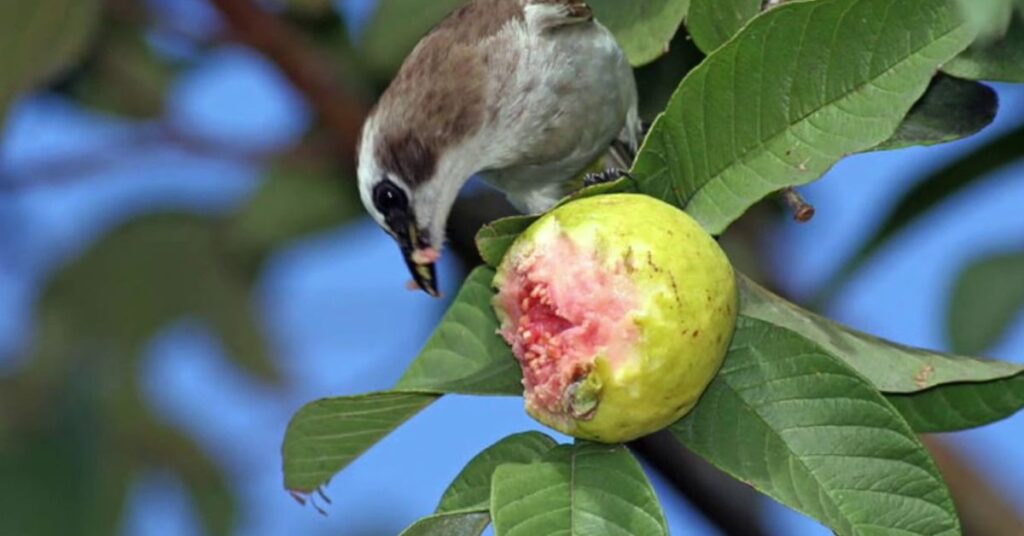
1;1;1022;534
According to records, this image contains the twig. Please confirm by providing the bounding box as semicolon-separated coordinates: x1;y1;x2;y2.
0;122;270;191
924;437;1024;536
781;187;815;223
630;432;767;536
207;0;368;162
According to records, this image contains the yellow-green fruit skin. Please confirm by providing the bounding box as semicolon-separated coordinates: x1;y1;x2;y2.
494;194;739;443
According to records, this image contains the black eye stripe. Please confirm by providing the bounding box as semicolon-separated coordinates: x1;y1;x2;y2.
373;180;408;214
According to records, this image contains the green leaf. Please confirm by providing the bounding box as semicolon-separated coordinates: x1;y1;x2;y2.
282;392;439;493
672;317;961;536
952;0;1018;44
396;268;522;396
744;272;1024;432
886;373;1024;433
476;216;539;268
272;0;337;16
63;23;177;118
949;252;1024;355
684;7;998;150
490;443;669;536
944;14;1024;81
875;74;997;151
359;0;464;76
40;214;279;381
631;0;974;234
227;161;362;264
0;0;101;126
589;0;691;66
283;268;524;493
361;0;687;76
400;510;491;536
150;426;237;536
741;275;1024;393
685;0;761;53
0;391;132;536
438;432;557;513
818;122;1024;303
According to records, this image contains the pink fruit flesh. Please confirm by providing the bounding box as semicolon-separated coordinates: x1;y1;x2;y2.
497;233;639;416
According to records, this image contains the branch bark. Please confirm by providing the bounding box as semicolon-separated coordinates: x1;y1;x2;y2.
207;0;368;162
924;437;1024;536
630;432;768;536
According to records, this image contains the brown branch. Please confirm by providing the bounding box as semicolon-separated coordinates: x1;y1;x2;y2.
781;187;816;223
630;432;768;536
207;0;368;163
0;122;274;191
924;437;1024;536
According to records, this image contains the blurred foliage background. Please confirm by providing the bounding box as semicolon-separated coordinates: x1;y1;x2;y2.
0;0;1022;535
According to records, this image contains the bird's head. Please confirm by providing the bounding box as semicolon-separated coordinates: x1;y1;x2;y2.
357;116;473;298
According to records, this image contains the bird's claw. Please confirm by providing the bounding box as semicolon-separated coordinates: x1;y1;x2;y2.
583;168;633;187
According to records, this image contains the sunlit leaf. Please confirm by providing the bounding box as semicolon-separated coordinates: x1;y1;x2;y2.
740;275;1023;393
437;432;557;513
396;268;521;396
672;317;960;536
818;122;1024;303
632;0;974;234
685;0;760;53
282;391;439;493
0;0;101;126
273;0;337;16
683;3;997;151
944;15;1024;82
361;0;688;76
400;510;490;536
875;74;997;150
952;0;1018;44
949;251;1024;354
589;0;691;66
490;443;669;536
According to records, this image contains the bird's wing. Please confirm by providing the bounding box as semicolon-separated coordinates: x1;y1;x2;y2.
608;109;645;170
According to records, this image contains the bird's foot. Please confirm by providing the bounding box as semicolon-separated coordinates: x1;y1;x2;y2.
583;168;632;187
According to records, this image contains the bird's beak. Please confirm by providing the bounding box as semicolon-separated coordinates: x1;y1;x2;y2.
398;223;440;298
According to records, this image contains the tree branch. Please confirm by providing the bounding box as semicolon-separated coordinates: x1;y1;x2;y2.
207;0;368;162
924;437;1024;536
0;122;278;191
630;432;768;536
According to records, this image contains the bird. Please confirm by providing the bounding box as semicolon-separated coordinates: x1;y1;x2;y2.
356;0;641;297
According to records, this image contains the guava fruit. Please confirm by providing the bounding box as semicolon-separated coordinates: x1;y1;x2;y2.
493;194;738;443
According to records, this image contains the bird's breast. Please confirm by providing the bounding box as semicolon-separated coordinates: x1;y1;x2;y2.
478;20;637;211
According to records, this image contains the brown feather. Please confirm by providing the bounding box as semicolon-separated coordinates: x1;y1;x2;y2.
373;0;528;186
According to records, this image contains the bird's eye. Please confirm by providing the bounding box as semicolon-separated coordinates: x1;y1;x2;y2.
373;180;408;213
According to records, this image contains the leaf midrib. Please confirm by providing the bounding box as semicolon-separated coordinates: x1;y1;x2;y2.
682;3;962;206
715;349;956;535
